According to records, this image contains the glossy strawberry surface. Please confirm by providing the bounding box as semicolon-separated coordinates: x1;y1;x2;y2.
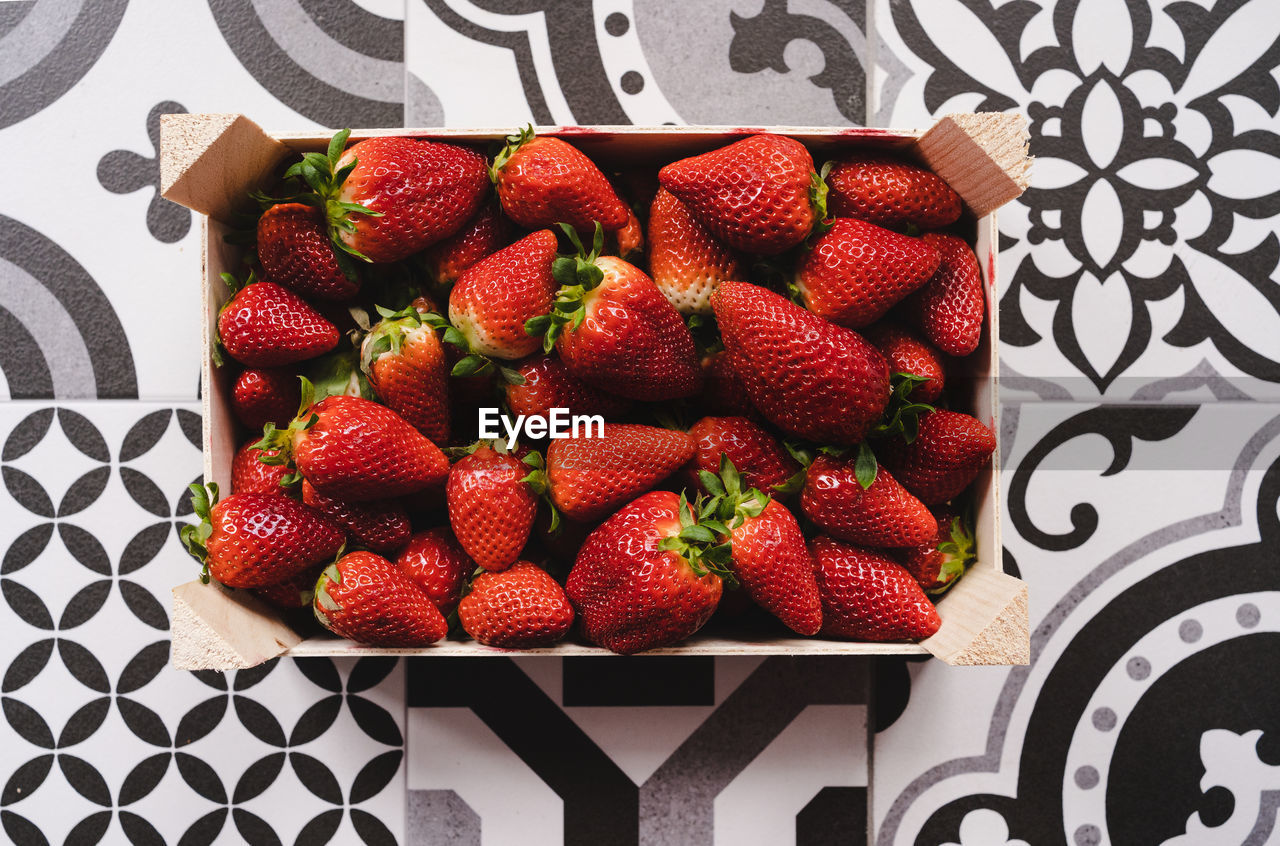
396;527;474;616
314;551;449;646
795;218;941;328
363;308;451;444
495;136;630;233
567;491;722;654
728;499;822;635
256;202;357;301
449;229;559;360
459;561;575;648
862;324;946;404
231;440;292;496
903;232;986;357
647;187;742;315
800;456;936;547
302;481;411;555
423;200;511;285
659;134;816;255
826;155;962;228
206;493;345;588
712;281;890;444
556;256;702;401
294;395;450;501
685;416;799;495
232;367;301;432
218;281;340;367
546;423;695;522
811;536;941;641
503;355;633;420
253;564;323;609
447;445;537;571
878;409;996;505
336;137;488;263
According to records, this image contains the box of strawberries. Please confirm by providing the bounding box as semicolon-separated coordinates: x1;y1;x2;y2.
159;114;1031;670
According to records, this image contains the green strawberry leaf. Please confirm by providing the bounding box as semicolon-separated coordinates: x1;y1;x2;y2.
854;441;878;489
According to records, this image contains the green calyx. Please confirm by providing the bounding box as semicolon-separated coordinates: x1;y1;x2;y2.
808;161;834;239
657;491;737;587
518;451;562;534
928;516;976;596
253;376;321;486
523;222;606;353
871;372;936;444
783;437;877;489
304;342;376;403
490;124;535;183
179;483;219;584
418;310;525;384
360;304;427;376
279;128;383;270
699;455;768;533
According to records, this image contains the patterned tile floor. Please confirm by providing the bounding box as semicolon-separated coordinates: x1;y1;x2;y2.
3;1;1279;844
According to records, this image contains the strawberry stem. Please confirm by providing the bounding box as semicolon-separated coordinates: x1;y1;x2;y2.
179;483;219;584
490;124;535;183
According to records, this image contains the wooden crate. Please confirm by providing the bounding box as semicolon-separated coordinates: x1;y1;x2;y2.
160;113;1031;670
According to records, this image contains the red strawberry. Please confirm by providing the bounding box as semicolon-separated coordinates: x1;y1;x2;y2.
301;480;411;555
231;439;292;495
684;416;800;496
702;464;820;635
878;409;996;505
258;382;450;502
898;507;974;593
253;565;323;609
862;324;946;404
396;527;474;616
532;423;695;522
825;155;962;229
658;134;820;255
423;200;511;286
216;274;340;368
811;536;941;640
566;490;724;654
447;444;539;571
503;355;633;420
181;484;345;589
491;127;629;233
902;232;985;357
449;229;559;362
232;367;302;431
256;202;358;301
332;136;488;263
314;551;449;646
647;187;742;315
795;218;941;328
534;230;702;401
361;302;451;444
699;350;755;417
711;281;889;444
799;455;935;547
609;205;645;262
459;561;575;648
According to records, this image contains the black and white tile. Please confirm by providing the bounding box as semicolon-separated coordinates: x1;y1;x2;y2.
2;1;1278;844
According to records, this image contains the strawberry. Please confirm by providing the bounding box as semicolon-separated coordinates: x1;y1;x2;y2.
423;200;511;286
825;155;962;229
794;218;941;328
898;507;974;593
700;460;821;635
711;281;889;444
181;484;345;589
902;232;985;357
878;409;996;505
448;229;559;364
216;272;340;368
699;350;755;417
396;527;474;615
658;134;822;255
647;187;742;315
447;443;539;571
301;481;411;555
566;490;725;654
232;367;302;431
257;379;450;502
609;205;645;262
862;324;946;404
331;134;488;263
253;565;323;609
799;455;935;547
503;354;633;420
811;536;941;640
231;439;292;495
314;551;449;646
361;302;450;444
459;561;575;648
528;226;702;401
256;202;358;301
684;416;800;496
529;423;695;523
491;127;629;233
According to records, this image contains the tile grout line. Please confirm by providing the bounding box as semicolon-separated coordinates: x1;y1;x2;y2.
865;0;879;126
